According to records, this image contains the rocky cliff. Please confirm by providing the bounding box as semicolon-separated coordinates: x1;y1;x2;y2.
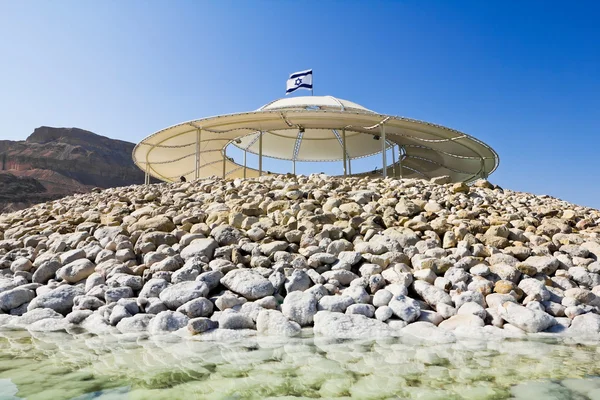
0;126;145;213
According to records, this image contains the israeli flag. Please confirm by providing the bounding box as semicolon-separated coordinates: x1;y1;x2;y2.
286;69;313;95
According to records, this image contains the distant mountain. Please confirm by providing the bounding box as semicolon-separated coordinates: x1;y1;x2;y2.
0;126;146;213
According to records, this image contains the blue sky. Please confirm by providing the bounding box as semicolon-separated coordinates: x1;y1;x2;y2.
0;1;598;208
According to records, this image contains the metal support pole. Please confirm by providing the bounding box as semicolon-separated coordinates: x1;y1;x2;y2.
258;131;263;176
391;143;396;178
399;146;404;179
145;164;149;185
342;128;347;176
381;124;387;178
293;160;296;175
222;145;226;179
243;149;247;178
195;128;201;180
480;158;487;179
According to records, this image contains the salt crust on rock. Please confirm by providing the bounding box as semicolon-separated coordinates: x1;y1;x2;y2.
220;269;274;300
313;311;396;338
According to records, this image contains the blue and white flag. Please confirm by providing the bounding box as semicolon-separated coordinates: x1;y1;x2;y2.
286;69;313;95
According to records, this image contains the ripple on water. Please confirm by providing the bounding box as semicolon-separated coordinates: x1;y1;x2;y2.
1;330;600;399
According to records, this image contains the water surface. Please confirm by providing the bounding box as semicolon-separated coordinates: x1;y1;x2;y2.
1;329;600;400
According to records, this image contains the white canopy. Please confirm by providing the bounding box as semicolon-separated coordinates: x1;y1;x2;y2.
133;96;499;182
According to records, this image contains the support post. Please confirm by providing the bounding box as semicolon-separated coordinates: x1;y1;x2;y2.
399;146;404;179
480;158;487;179
243;149;247;178
195;128;201;180
381;124;387;178
391;143;396;178
258;131;263;176
222;145;227;179
145;163;149;185
342;128;347;176
293;160;296;175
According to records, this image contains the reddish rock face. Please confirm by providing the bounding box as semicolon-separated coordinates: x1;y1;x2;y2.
0;126;146;213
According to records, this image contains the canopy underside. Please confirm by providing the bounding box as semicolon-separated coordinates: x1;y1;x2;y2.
133;97;499;183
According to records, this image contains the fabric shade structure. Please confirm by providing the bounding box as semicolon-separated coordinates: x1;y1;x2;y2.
133;95;499;183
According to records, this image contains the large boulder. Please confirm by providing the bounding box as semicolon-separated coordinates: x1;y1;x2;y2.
400;321;456;344
15;308;63;326
582;241;600;259
256;309;301;337
518;278;551;301
337;251;363;266
394;199;421;217
486;293;517;309
498;302;556;333
522;256;560;275
568;313;600;337
130;215;176;232
284;270;312;293
211;225;242;246
388;295;421;323
138;278;170;298
197;270;224;291
220;269;274;300
412;281;453;308
28;318;71;332
57;259;96;283
147;310;189;334
159;281;209;309
218;311;255;330
0;288;35;312
317;295;355;313
27;285;84;315
188;317;218;334
321;270;359;286
32;259;62;284
10;258;33;273
282;291;317;326
438;314;485;331
116;314;155;334
177;297;214;318
59;249;86;265
180;238;218;261
259;241;288;256
313;311;396;339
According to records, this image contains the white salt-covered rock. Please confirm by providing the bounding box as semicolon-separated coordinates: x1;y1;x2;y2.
388;295;421;322
498;302;556;333
148;311;189;334
412;280;452;307
159;281;209;310
220;269;274;300
256;309;301;337
282;291;317;326
313;311;395;338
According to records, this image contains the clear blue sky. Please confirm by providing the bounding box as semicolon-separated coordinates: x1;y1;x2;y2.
1;1;598;208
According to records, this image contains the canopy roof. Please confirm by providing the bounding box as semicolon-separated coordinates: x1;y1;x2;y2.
133;95;499;182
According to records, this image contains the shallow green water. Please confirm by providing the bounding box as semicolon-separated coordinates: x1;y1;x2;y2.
1;329;600;400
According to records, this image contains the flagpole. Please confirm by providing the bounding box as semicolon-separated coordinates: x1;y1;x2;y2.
311;70;314;96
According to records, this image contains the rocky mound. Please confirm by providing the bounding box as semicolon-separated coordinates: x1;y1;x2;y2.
0;175;600;340
0;126;147;212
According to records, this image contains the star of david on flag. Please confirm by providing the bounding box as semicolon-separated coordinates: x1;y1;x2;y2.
286;69;313;95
